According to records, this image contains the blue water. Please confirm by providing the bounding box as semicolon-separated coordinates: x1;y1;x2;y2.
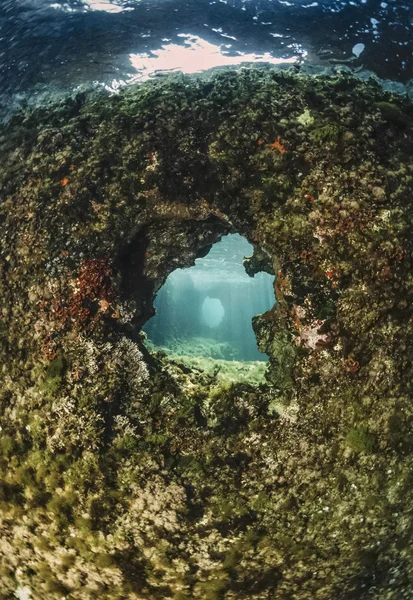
144;234;275;362
1;0;412;115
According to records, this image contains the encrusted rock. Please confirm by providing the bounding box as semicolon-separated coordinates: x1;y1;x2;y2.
0;68;413;599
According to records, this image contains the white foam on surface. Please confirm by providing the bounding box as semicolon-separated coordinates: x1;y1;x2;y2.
352;42;365;57
126;34;301;83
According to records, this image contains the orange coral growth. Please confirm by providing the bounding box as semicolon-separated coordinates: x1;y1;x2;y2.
99;299;111;313
268;136;286;154
290;305;303;334
41;258;115;357
343;357;360;374
42;335;58;361
91;200;103;213
394;247;404;261
273;271;288;303
300;250;313;261
380;265;392;280
71;258;114;324
51;298;69;330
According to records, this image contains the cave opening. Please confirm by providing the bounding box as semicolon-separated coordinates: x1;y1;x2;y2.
143;233;275;380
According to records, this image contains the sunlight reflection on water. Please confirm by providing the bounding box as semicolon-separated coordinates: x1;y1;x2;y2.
117;33;304;87
1;0;411;116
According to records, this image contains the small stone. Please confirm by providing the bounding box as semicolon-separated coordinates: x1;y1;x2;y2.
372;186;387;203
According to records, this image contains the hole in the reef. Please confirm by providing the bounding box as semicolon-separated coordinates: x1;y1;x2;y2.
143;233;275;381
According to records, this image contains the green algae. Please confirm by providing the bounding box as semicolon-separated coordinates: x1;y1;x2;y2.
309;122;342;143
0;69;413;599
297;107;315;127
167;353;267;385
345;427;376;454
374;101;411;127
45;355;67;379
145;337;268;384
146;336;242;361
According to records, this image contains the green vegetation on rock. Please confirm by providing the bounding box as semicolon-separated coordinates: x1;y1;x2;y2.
309;122;342;143
0;68;413;599
345;427;376;453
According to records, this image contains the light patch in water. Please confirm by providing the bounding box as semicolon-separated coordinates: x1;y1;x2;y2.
127;34;301;82
49;2;77;11
211;28;237;41
201;297;225;328
85;0;135;12
50;0;134;12
352;42;365;57
15;587;31;600
85;0;124;11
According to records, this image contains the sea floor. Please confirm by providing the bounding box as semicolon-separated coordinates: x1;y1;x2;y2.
145;336;268;384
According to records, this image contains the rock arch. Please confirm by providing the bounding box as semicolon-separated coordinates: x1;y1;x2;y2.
1;69;413;599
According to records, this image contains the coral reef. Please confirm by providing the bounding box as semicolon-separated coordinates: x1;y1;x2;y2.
1;68;413;599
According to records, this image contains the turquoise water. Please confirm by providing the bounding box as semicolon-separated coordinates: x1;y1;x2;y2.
143;234;275;362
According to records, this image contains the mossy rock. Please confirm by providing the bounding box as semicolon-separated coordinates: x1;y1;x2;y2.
345;427;376;453
45;355;67;379
309;122;342;143
0;68;413;599
374;101;410;127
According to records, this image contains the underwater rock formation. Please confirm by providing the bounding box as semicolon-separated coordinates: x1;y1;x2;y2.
1;68;413;599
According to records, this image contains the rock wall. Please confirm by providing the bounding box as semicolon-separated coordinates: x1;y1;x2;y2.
1;68;413;599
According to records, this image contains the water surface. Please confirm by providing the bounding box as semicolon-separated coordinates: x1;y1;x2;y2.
1;0;412;113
